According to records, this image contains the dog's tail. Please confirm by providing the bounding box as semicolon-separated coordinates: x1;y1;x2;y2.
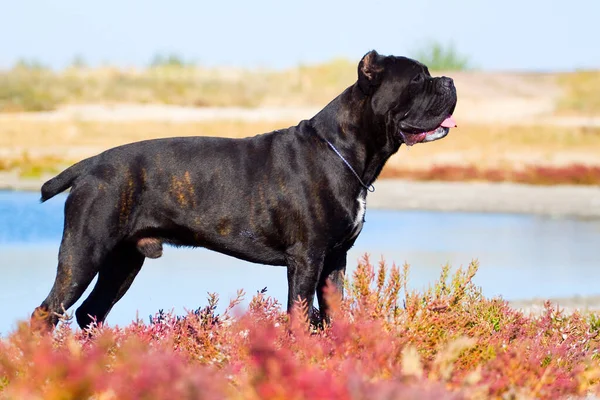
41;157;94;202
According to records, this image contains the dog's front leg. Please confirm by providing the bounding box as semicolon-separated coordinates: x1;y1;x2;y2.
285;247;325;317
316;250;347;324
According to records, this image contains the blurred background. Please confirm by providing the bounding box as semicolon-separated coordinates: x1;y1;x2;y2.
0;0;599;333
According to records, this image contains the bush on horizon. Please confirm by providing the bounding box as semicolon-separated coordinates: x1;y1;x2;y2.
411;41;471;71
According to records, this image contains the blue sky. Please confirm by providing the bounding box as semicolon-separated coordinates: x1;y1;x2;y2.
1;0;598;71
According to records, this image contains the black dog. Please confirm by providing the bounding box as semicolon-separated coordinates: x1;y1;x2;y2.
32;50;457;329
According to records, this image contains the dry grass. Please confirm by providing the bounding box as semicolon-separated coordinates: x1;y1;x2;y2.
3;119;599;153
3;61;600;118
557;70;600;115
393;123;600;170
0;60;356;112
0;119;294;148
2;119;600;183
0;119;295;178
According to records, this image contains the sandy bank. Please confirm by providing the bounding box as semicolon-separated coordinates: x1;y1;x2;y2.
367;179;600;219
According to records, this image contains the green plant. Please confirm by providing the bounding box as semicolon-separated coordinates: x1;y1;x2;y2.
70;54;87;69
12;58;48;71
149;52;190;68
411;41;470;71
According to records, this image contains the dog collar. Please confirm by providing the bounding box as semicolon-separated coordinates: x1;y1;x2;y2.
323;139;375;193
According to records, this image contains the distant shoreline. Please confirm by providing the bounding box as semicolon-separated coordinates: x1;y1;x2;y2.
368;179;600;219
2;174;600;219
509;296;600;315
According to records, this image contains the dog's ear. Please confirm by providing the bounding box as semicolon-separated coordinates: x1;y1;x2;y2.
358;50;384;94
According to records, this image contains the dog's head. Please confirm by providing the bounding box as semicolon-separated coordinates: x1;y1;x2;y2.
357;50;458;146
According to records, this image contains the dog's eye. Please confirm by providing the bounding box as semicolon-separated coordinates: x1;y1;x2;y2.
412;74;424;83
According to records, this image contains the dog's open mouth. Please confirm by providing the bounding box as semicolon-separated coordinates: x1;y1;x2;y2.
401;115;457;146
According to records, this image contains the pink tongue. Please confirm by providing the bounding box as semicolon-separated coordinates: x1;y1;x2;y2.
440;116;457;128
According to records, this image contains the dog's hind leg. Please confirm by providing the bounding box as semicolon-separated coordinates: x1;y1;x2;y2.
32;250;102;330
32;184;121;331
32;193;116;330
75;243;145;329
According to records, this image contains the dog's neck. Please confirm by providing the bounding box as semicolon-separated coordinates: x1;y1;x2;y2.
309;84;401;189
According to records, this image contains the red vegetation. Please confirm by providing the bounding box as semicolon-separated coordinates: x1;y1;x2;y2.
2;258;600;399
380;163;600;185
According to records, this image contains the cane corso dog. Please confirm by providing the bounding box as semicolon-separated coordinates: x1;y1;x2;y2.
32;50;457;329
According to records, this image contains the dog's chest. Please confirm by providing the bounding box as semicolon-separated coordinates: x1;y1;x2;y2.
354;195;366;228
348;193;366;240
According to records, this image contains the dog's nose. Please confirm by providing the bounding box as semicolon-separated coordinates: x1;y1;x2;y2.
437;76;455;92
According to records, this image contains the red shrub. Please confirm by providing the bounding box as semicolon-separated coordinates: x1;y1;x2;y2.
381;163;600;185
1;256;599;399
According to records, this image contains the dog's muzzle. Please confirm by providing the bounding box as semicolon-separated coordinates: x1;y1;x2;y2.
400;115;456;146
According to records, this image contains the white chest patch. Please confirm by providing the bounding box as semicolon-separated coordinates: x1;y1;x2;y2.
354;195;366;228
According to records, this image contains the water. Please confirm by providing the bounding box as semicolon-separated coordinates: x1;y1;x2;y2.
1;190;599;334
